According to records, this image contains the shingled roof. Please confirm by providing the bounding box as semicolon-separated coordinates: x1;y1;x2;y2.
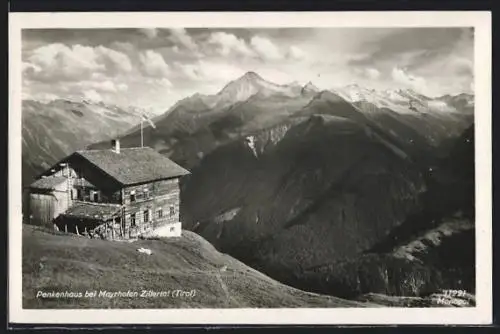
74;147;190;186
61;201;122;221
30;176;67;190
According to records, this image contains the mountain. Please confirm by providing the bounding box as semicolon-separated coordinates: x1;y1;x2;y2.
94;72;472;169
22;99;141;185
87;72;474;301
23;224;367;308
332;84;473;162
90;72;315;167
215;71;301;108
301;81;320;95
180;120;474;299
295;125;475;298
333;85;472;115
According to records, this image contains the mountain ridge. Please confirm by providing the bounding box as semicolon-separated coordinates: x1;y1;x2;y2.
22;99;141;185
92;71;473;171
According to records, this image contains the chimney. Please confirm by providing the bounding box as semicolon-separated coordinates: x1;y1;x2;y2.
111;139;120;154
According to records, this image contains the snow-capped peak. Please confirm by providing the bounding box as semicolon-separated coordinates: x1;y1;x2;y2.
332;84;375;103
215;71;300;107
302;81;320;94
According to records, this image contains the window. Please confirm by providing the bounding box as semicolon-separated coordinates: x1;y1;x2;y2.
143;188;149;199
157;208;163;219
93;192;99;202
144;210;149;223
130;191;136;202
130;213;137;227
77;189;82;200
170;205;175;216
170;226;175;232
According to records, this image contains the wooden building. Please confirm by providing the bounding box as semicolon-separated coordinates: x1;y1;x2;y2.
27;140;190;239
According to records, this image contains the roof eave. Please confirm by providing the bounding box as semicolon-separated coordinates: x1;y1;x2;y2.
120;173;189;187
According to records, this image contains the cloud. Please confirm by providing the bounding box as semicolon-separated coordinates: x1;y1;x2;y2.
351;67;381;81
146;77;173;88
350;28;468;67
87;80;116;92
24;43;102;81
76;80;128;93
168;28;198;51
448;56;473;77
176;60;243;83
111;41;135;53
359;68;380;80
207;32;255;57
250;36;283;60
391;67;429;95
23;43;132;82
83;89;103;102
287;46;306;60
365;68;381;80
22;28;474;111
139;28;158;39
139;50;170;77
117;83;129;91
34;92;59;102
95;46;133;73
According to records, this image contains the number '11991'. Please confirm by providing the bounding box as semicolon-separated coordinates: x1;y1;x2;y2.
443;289;467;297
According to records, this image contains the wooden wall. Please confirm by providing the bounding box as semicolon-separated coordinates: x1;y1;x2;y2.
29;181;71;226
121;178;181;236
29;193;55;226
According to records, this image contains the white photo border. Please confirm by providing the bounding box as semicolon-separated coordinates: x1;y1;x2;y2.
8;11;492;325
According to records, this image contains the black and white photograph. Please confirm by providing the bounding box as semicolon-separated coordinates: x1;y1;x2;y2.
8;11;492;325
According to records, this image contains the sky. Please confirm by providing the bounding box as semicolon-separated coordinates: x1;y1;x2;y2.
22;27;474;114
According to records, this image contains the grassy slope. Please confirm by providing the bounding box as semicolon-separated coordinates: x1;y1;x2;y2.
22;225;367;309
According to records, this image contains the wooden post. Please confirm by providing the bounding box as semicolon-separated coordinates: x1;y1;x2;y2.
112;217;115;240
105;220;108;239
75;225;80;236
65;224;68;233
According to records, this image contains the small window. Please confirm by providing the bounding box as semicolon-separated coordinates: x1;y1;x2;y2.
144;210;149;223
130;193;136;202
170;226;175;232
157;208;163;219
77;188;82;200
170;205;175;216
131;213;137;227
93;192;99;202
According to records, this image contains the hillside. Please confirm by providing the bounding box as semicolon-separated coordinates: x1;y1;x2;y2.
180;121;474;299
22;225;367;309
22;99;141;185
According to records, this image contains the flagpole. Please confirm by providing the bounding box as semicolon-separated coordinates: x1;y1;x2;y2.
141;119;143;148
